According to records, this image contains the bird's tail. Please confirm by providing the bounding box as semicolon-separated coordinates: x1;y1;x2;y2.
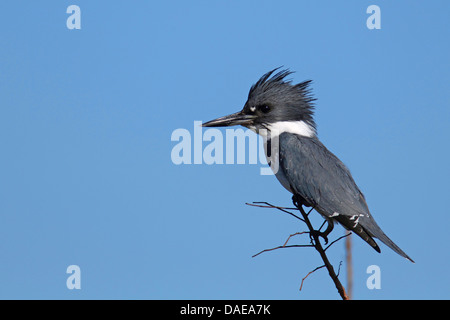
335;215;414;263
364;223;415;263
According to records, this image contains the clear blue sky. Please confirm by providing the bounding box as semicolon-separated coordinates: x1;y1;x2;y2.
0;1;449;299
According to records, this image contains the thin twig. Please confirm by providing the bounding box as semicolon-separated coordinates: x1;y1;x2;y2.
246;202;298;211
299;265;326;291
318;220;327;232
252;244;313;258
252;231;312;258
324;233;352;252
246;202;304;222
283;231;309;246
336;261;343;278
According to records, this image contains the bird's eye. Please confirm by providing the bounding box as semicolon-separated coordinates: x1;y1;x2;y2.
258;105;271;113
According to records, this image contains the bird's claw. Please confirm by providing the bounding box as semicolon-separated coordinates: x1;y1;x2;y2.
310;230;329;245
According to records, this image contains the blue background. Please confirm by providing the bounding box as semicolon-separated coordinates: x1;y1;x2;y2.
0;1;449;299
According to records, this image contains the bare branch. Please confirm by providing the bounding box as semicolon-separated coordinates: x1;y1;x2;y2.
246;202;305;222
318;220;327;232
324;232;352;252
283;231;309;246
294;199;349;300
252;231;313;257
299;265;326;291
247;197;350;300
336;261;343;278
252;244;313;258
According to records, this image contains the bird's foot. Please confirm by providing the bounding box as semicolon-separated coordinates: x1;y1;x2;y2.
310;230;330;245
310;218;334;245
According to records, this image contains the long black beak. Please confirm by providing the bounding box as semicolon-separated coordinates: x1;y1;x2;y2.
202;110;256;127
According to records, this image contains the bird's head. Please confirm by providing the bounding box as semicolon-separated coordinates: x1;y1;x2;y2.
203;68;317;137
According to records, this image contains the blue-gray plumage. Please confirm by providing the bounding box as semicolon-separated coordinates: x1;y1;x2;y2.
203;68;414;262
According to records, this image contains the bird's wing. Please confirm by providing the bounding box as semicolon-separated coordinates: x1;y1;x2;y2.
278;133;414;262
278;133;368;218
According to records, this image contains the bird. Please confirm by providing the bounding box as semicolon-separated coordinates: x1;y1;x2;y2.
202;68;414;263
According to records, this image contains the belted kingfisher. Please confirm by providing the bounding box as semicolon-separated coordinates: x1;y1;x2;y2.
203;68;413;262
